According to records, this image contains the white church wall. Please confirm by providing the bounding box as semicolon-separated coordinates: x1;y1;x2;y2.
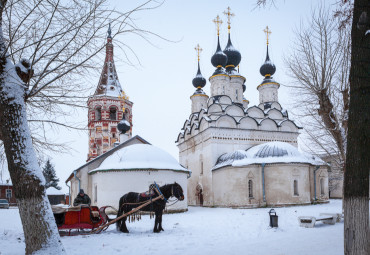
264;164;311;206
229;76;244;104
178;125;301;207
191;94;208;113
309;166;329;201
258;83;279;103
210;75;230;97
90;170;188;212
212;166;262;207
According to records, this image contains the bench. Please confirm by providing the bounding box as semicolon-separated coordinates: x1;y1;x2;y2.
298;216;336;228
319;213;343;223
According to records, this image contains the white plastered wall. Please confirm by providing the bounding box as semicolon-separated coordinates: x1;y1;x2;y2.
89;170;188;212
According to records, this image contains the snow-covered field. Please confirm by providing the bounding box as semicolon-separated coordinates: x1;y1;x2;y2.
0;200;350;255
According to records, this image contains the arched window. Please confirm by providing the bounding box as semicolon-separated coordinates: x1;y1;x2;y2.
294;180;299;196
95;106;102;121
200;155;203;175
109;106;117;120
320;178;325;196
94;184;97;203
248;180;253;198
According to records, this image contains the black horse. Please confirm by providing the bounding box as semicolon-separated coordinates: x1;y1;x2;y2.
116;182;184;233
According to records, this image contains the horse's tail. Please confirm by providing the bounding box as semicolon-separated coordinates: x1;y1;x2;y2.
116;195;124;230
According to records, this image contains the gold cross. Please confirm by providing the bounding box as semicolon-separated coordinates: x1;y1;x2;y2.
194;44;202;62
223;7;235;33
213;15;223;36
263;26;272;45
118;90;129;112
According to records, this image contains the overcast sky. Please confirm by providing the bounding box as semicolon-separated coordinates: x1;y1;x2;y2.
1;0;338;192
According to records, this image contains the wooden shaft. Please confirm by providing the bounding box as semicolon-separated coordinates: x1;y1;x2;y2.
91;195;163;233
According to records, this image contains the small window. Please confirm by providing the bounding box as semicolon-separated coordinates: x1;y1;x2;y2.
294;180;299;196
320;178;325;196
200;155;203;175
236;90;238;101
95;107;102;121
109;107;117;120
6;189;12;198
94;184;97;203
248;180;253;198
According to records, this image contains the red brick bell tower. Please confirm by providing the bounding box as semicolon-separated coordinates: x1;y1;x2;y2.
87;24;133;161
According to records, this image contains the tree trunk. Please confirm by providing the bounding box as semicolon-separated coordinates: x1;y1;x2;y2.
343;0;370;254
0;62;65;253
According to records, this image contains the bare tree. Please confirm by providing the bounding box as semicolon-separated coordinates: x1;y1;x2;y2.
0;0;164;253
343;0;369;254
258;1;369;254
284;6;350;173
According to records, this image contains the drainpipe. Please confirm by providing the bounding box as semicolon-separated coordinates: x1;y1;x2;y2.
73;170;81;192
314;166;320;201
65;182;71;206
261;163;266;202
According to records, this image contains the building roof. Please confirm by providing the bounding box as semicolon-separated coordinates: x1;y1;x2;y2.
176;94;301;144
65;135;150;183
213;141;326;170
89;144;189;174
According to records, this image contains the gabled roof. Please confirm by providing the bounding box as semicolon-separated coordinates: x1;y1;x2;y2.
89;144;189;174
65;135;150;183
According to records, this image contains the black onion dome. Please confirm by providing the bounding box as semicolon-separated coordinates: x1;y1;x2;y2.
223;34;241;67
259;45;276;76
117;114;131;134
211;36;228;68
192;62;206;88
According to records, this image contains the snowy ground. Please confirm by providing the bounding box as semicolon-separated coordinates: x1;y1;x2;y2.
0;200;354;255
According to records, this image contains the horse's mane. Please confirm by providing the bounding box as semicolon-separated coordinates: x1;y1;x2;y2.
159;183;173;190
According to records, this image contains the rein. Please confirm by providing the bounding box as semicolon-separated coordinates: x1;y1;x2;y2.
154;182;168;202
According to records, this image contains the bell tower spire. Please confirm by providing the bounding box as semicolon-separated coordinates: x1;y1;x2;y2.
87;24;133;161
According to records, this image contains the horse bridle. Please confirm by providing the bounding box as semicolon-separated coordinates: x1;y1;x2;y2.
171;185;184;201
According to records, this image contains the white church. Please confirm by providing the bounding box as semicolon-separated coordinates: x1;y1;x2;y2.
176;11;329;208
66;25;189;212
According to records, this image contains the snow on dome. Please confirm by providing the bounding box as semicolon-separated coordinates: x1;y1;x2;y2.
46;187;64;195
214;150;248;169
90;144;189;173
213;141;325;170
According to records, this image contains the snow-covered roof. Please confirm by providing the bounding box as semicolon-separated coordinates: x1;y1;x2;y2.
213;141;326;170
46;187;64;195
89;144;189;173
